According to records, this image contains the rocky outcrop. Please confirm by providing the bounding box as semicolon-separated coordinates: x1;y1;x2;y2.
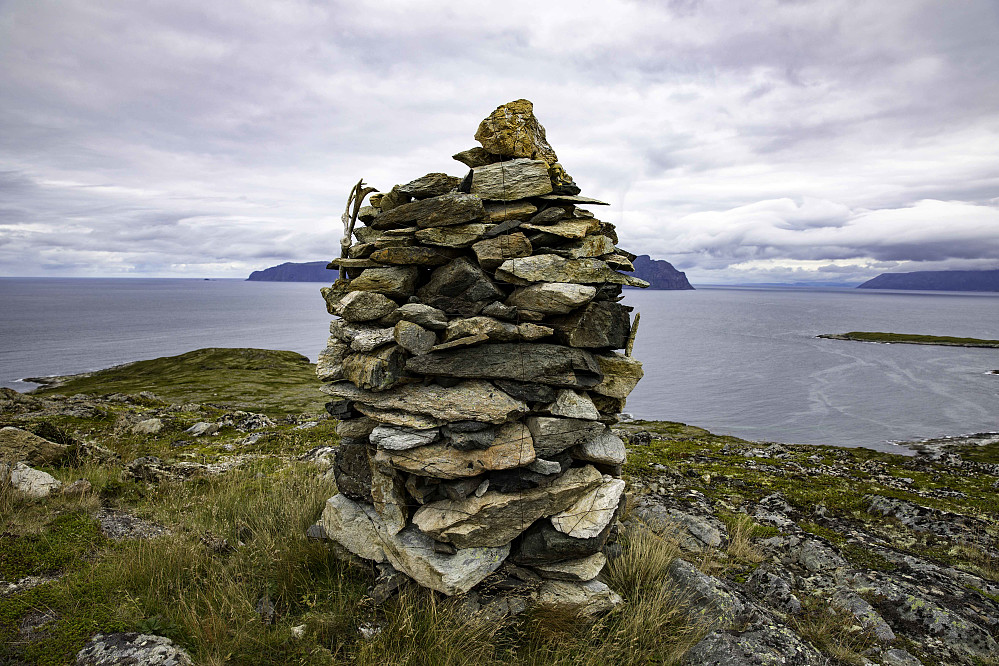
627;255;694;290
858;269;999;292
313;100;645;612
247;261;337;282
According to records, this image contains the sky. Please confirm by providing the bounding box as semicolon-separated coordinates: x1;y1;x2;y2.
1;0;997;285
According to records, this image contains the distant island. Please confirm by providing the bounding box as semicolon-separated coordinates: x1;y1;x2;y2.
247;261;338;282
247;255;694;290
858;269;999;292
818;331;999;348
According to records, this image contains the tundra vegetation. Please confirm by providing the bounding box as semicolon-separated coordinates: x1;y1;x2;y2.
2;348;997;665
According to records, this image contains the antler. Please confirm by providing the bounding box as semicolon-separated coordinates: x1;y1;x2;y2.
340;178;379;258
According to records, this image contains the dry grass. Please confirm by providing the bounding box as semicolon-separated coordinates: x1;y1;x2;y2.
725;513;766;564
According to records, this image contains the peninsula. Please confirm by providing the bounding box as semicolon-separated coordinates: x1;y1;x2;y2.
858;269;999;292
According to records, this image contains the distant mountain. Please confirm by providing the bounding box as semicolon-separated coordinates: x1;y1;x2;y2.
247;255;694;290
627;255;694;290
858;270;999;292
247;261;338;282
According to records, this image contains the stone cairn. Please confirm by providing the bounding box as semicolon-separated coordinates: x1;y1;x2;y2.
315;100;648;613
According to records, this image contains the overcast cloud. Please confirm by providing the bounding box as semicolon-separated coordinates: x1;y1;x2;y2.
1;0;997;284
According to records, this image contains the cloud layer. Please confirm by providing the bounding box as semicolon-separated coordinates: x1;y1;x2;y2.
1;0;997;283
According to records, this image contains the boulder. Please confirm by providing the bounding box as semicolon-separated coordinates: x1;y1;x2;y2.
394;320;437;355
131;418;163;435
513;519;612;565
318;493;388;562
329;320;401;352
665;559;748;630
369;462;408;535
391;303;449;331
341;345;408;391
332;439;373;503
474;99;558;163
0;426;68;466
412;465;603;548
316;340;350;381
572;430;626;465
374;421;534;479
470;159;553;201
548;390;600;420
681;624;825;666
6;462;62;498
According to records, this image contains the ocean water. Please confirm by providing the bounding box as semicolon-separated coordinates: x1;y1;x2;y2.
1;278;997;451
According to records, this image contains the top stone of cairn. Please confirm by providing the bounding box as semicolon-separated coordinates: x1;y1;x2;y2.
474;99;559;164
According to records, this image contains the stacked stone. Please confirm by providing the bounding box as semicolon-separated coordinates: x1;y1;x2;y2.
316;100;648;606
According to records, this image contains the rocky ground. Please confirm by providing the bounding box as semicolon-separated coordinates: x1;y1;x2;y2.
1;349;997;665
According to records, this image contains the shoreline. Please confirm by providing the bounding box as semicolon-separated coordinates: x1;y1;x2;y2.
818;331;999;348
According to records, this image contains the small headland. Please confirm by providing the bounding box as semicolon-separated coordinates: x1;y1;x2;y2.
2;349;997;665
819;331;999;348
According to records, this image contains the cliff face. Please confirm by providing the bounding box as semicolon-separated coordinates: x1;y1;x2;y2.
247;261;338;282
858;269;999;292
627;255;694;290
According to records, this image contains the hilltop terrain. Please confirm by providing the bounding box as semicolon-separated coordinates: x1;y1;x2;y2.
2;349;996;665
858;269;999;292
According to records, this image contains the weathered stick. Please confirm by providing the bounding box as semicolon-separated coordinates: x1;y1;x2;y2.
340;179;378;258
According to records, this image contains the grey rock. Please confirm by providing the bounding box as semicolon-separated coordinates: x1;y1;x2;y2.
452;146;500;167
484;200;537;223
397;172;462;199
591;352;644;399
480;301;517;320
369;462;408;535
407;343;602;388
521;218;599;240
880;649;924;666
550;301;632;349
316;339;350;381
493;379;558;403
533;552;607;581
348;266;419;300
572;429;626;465
548;389;601;420
389;303;448;331
441;422;496;450
831;590;895;642
369;246;458;266
470;159;553;201
76;632;193;666
323;379;528;425
412;465;603;548
513;518;612;565
370;425;439;451
371;192;485;230
471;232;533;270
341;345;408;391
319;493;388;562
681;623;825;666
329;320;396;353
130;418;163;435
7;462;62;498
528;458;563;475
334;291;398;322
745;566;802;615
495;254;649;287
375;421;534;479
795;539;847;572
666;559;748;630
417;257;504;303
333;438;373;503
394;320;437;355
526;416;605;457
415;223;495;248
551;477;625;539
535;579;622;617
335;417;378;438
505;282;597;315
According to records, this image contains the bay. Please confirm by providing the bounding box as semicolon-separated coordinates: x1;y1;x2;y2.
1;278;996;451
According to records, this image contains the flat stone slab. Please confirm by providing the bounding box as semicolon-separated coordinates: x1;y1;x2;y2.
535;579;622;617
591;352;644;399
322;379;528;424
374;421;535;479
370;192;485;230
406;343;602;388
412;465;603;548
471;159;553;201
495;254;649;287
505;282;597;315
551;477;625;539
76;632;193;666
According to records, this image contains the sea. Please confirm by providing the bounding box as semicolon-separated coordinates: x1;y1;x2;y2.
1;277;997;453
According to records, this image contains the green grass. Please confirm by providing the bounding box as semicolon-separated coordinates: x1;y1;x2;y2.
31;347;327;416
819;331;999;348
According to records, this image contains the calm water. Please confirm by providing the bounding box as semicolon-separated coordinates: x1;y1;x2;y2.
2;278;997;451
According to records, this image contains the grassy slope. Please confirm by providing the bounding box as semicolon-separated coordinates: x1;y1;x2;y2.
819;331;999;348
31;348;328;416
3;349;998;665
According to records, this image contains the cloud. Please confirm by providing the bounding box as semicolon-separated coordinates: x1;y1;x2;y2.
0;0;997;281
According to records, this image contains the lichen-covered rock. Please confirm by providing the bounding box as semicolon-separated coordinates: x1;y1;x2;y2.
0;426;68;466
551;477;625;539
681;623;825;666
406;343;602;388
371;192;485;230
535;579;622;617
474;99;558;163
76;632;193;666
6;462;62;498
347;266;419;300
470;159;553;201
